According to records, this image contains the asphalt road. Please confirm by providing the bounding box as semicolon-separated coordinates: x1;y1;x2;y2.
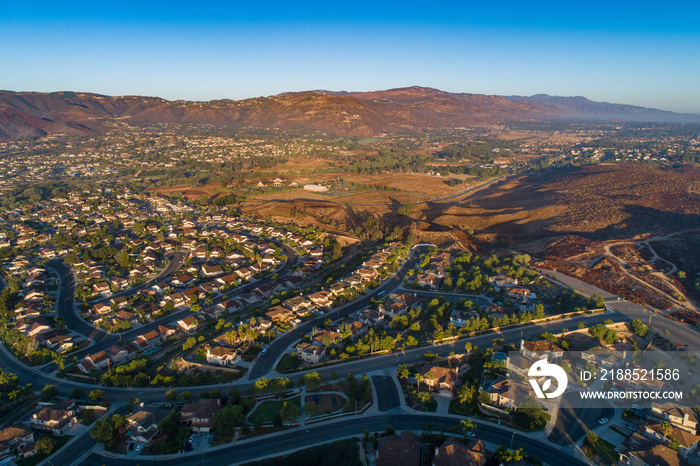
247;245;431;379
53;242;298;363
12;243;698;464
77;413;589;466
606;301;700;351
0;304;618;404
548;392;614;445
540;267;700;351
372;375;401;412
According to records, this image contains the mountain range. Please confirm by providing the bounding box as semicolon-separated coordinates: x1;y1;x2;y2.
1;86;698;140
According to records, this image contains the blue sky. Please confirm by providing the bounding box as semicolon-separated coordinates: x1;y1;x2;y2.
1;1;699;113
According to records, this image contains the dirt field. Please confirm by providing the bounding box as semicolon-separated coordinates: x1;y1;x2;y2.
150;183;229;199
417;164;700;240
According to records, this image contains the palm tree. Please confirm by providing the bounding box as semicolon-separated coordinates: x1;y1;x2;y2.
415;373;423;393
425;371;435;393
456;384;474;407
417;392;431;406
661;421;673;440
398;364;410;381
460;419;476;439
586;430;598;446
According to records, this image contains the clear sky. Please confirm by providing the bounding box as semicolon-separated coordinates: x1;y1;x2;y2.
1;1;699;113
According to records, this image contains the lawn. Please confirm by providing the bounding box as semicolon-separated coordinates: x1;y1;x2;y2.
584;437;618;465
242;345;263;362
248;396;301;424
79;409;98;425
448;399;472;416
420;399;438;412
277;353;300;372
16;436;72;466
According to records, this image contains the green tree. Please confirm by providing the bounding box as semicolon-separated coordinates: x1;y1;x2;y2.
70;388;87;399
90;419;114;443
398;364;410;381
36;436;57;455
661;421;673;439
669;438;681;451
89;389;105;403
586;430;599;445
182;391;194;403
456;384;475;407
304;372;323;391
304;402;321;418
40;385;58;401
212;405;246;441
165;389;179;402
279;401;300;423
460;418;476;439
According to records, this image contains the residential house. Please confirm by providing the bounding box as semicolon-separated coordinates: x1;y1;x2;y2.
449;310;479;328
235;268;254;281
419;365;459;396
216;274;239;287
180;399;221;433
205;346;240;366
170;274;194;288
297;343;326;364
357;308;385;326
92;281;111;296
106;345;130;365
643;423;700;459
521;340;564;361
308;291;334;308
651;402;699;433
415;274;440;290
377;431;421;466
133;330;162;351
312;330;343;347
126;410;164;448
506;286;537;299
200;264;224;277
484;303;515;320
488;275;518;290
0;425;34;464
265;306;296;324
627;444;691;466
481;375;531;410
177;316;199;333
30;400;77;435
77;350;111;373
432;438;491;466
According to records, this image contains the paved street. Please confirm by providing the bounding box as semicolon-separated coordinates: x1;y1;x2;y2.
77;412;590;466
0;245;694;465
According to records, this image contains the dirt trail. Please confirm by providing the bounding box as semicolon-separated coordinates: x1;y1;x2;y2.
601;229;700;311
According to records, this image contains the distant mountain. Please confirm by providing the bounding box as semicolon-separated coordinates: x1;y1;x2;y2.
505;94;700;122
0;87;697;141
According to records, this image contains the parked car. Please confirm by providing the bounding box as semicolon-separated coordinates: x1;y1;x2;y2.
135;443;145;452
188;433;196;442
598;417;609;425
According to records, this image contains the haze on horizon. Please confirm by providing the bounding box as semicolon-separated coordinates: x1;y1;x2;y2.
1;0;699;114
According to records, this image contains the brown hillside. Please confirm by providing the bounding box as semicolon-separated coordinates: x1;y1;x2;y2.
2;86;690;141
421;164;700;240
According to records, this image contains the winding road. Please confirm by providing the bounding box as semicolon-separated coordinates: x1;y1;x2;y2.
5;237;699;464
